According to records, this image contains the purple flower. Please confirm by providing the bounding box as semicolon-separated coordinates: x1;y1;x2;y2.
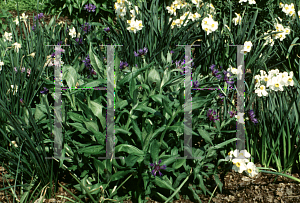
82;55;91;68
27;68;31;77
119;61;128;69
84;3;96;12
21;67;25;73
20;98;24;105
149;159;167;177
90;68;97;75
207;109;219;122
175;60;181;67
75;38;83;45
81;22;91;33
209;64;216;71
104;27;110;32
34;13;44;20
134;51;139;57
212;68;219;76
134;47;148;57
170;50;174;54
249;110;258;124
229;110;236;118
193;80;199;88
218;93;224;99
216;74;223;80
40;87;49;94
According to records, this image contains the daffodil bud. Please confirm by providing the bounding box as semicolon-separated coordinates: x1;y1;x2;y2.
28;52;36;58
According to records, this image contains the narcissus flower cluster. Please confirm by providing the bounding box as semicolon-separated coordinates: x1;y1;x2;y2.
226;149;259;178
201;14;218;35
254;69;294;97
114;0;144;33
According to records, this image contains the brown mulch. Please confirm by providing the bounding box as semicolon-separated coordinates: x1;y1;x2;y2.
1;163;300;203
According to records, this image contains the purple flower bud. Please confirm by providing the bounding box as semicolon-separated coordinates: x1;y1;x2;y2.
193;80;199;88
40;87;49;94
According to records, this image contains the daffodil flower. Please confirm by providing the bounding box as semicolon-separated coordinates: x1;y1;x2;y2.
3;32;13;42
8;85;18;95
9;141;18;148
241;41;252;54
232;158;248;173
0;60;4;71
235;112;245;124
255;85;268;97
69;27;76;38
13;17;19;25
12;42;22;53
233;13;242;26
245;162;259;177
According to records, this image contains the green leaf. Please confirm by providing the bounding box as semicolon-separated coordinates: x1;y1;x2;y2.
165;172;191;203
81;79;107;88
125;154;139;167
109;170;135;182
62;65;77;88
89;44;104;78
83;121;99;133
161;52;166;64
76;97;95;120
149;94;164;105
159;156;177;167
162;76;184;88
143;126;166;151
160;68;170;93
69;123;88;134
148;68;161;88
135;104;163;118
119;62;154;86
213;137;240;149
213;174;223;193
78;145;105;155
115;144;144;156
131;119;143;143
150;140;160;162
115;126;131;136
173;158;185;170
197;128;213;145
68;5;73;15
154;177;175;192
115;99;129;110
89;100;106;130
129;75;136;99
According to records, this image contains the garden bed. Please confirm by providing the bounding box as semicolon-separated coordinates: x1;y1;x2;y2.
1;1;300;202
1;164;300;203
